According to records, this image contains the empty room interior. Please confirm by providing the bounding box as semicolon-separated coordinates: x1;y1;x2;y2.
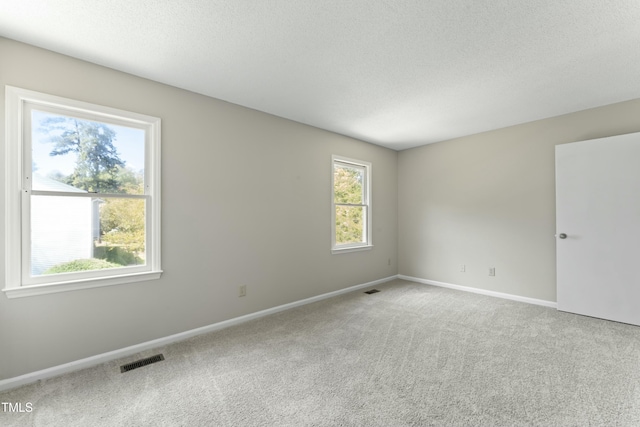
2;1;640;425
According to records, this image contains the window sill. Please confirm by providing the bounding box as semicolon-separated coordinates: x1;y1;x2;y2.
331;245;373;255
2;270;163;299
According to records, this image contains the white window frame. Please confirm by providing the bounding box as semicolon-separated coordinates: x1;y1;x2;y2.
3;86;162;298
331;155;373;254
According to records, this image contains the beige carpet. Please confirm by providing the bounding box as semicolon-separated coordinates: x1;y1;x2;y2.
1;279;640;426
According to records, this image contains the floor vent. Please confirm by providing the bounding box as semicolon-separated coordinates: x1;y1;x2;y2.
364;289;380;294
120;354;165;373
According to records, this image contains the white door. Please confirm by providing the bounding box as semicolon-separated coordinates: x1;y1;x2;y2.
556;132;640;326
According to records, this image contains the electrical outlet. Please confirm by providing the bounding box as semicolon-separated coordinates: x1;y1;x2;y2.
460;264;466;272
388;258;391;266
238;285;246;297
489;267;495;276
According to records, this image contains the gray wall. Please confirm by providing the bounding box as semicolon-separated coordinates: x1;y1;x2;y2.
0;38;398;379
4;35;640;381
398;99;640;302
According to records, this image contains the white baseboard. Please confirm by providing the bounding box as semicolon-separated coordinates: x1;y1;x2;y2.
398;275;557;308
0;275;398;393
0;274;555;392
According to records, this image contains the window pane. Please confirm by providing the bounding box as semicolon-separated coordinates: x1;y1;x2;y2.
31;195;146;276
335;206;366;245
31;110;145;195
334;163;364;204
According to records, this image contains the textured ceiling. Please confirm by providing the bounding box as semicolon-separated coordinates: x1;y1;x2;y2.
2;1;640;150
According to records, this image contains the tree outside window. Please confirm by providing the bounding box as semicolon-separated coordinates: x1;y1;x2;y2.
32;111;146;274
332;156;372;252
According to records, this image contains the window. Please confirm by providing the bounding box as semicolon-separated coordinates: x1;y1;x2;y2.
331;155;372;253
4;86;161;298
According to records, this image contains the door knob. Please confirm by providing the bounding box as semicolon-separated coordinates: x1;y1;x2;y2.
557;233;567;239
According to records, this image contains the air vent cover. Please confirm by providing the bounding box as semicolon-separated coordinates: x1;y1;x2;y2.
120;354;165;373
364;289;380;294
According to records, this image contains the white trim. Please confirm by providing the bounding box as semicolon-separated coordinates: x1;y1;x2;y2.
0;275;397;392
331;154;372;252
7;86;158;126
29;191;147;199
5;86;23;291
398;275;558;308
4;86;162;293
331;244;373;254
3;271;163;299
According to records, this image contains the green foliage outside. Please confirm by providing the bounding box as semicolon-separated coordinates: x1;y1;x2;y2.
40;116;125;193
39;117;145;272
334;165;365;244
93;245;142;266
99;177;146;256
43;258;121;274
